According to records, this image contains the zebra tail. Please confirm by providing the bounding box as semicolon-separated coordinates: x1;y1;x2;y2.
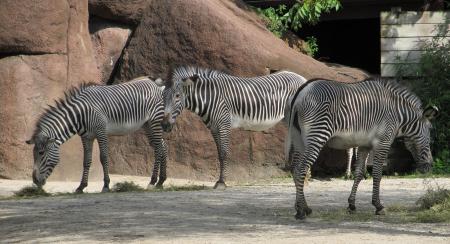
285;109;300;162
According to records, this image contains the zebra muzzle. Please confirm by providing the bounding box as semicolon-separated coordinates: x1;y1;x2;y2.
32;171;45;187
161;117;174;132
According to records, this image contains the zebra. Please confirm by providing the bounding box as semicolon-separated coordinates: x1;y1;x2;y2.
26;77;168;193
345;147;369;179
160;66;307;189
285;78;438;219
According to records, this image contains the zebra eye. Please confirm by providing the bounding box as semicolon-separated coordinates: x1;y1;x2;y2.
175;93;181;99
38;150;45;156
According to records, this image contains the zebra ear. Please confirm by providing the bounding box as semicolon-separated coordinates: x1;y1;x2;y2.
183;74;198;86
154;78;165;87
423;105;439;120
26;138;35;145
45;137;56;144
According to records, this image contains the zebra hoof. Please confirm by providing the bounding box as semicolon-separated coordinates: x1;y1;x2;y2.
347;204;356;213
295;211;306;220
375;208;386;215
101;187;110;193
295;207;312;219
75;188;84;194
149;177;157;186
155;183;164;189
147;183;156;190
305;207;312;216
213;181;227;190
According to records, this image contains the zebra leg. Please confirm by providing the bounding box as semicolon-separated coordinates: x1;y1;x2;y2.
293;139;327;219
156;141;168;188
75;136;94;193
363;153;369;179
347;147;370;212
96;132;111;193
211;123;231;189
144;121;168;189
344;148;354;179
371;144;390;215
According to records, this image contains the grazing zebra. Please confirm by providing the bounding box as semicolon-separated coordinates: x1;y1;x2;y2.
161;66;307;189
285;78;438;219
26;77;168;193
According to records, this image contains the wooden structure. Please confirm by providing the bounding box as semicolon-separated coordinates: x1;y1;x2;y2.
380;11;450;76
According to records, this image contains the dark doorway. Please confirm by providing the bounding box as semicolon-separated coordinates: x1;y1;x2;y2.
296;18;381;75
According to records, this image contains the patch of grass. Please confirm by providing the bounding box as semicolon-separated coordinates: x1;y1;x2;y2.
310;186;450;224
416;186;450;210
386;203;410;212
384;172;447;179
14;186;51;198
416;206;450;223
111;181;146;193
148;184;208;192
313;206;418;223
414;186;450;223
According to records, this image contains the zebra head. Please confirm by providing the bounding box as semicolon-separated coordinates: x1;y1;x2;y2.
403;105;439;173
161;73;199;132
26;132;60;187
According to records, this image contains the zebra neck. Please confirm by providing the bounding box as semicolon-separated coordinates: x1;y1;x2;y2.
39;118;77;144
184;87;210;119
38;103;80;144
398;111;420;137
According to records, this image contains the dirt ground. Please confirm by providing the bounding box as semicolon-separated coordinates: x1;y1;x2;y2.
0;175;449;243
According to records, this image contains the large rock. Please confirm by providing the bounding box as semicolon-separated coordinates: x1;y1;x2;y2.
67;0;101;84
115;0;345;81
0;0;69;55
90;17;132;83
108;0;355;182
0;55;103;180
88;0;151;25
0;0;103;180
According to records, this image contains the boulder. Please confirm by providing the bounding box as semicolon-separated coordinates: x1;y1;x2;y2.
0;0;103;180
90;17;132;83
0;0;69;55
0;55;103;180
108;0;356;182
67;0;101;84
88;0;151;25
108;112;289;182
115;0;346;81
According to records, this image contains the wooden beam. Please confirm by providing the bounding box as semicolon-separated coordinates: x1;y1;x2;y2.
381;24;450;37
381;11;450;24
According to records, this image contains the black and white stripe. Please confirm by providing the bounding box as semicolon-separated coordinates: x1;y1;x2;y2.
27;77;168;192
286;78;437;219
162;66;307;188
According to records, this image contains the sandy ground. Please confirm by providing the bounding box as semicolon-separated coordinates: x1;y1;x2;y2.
0;175;449;243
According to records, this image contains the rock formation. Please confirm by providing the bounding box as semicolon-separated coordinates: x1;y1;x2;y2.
1;0;363;182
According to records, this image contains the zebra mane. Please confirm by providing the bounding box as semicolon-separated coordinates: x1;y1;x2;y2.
375;78;423;109
31;82;98;138
168;66;229;86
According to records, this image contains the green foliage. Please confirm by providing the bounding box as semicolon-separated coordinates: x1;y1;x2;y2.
256;5;288;37
256;0;341;36
111;181;146;193
305;36;319;57
14;186;50;197
285;0;342;31
395;27;450;174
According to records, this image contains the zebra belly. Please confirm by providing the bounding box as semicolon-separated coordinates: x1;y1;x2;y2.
230;115;282;131
327;131;379;150
106;120;147;135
